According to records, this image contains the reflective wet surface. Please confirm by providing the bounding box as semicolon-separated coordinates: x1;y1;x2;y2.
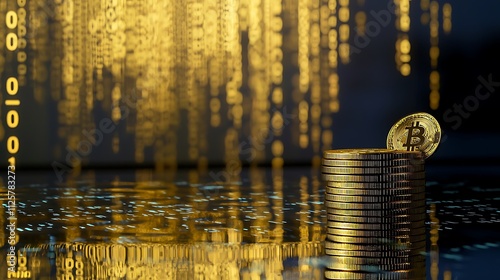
1;165;499;279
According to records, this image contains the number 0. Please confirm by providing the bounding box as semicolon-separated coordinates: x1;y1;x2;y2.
7;136;19;154
5;11;18;29
7;110;19;128
6;33;18;51
6;77;18;95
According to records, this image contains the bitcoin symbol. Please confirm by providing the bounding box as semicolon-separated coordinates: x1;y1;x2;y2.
387;112;442;159
403;121;425;151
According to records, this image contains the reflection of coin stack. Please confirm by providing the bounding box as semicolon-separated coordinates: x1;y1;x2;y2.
323;149;426;280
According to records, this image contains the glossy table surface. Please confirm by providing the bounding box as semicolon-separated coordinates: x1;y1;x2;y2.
1;164;499;279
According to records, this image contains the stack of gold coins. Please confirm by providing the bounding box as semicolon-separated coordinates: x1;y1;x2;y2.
322;148;427;280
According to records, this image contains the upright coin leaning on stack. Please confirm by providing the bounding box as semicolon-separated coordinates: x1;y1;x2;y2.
322;149;426;280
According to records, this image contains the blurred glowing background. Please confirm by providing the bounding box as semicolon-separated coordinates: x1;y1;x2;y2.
1;2;500;279
1;0;499;176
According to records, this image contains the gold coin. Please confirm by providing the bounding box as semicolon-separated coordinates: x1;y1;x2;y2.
326;206;427;216
325;248;413;259
323;148;423;160
322;165;424;174
325;193;425;203
324;236;427;252
325;192;426;202
326;227;421;237
324;270;412;280
322;172;425;182
326;221;412;230
327;213;426;223
322;158;424;167
325;225;428;235
325;260;411;271
325;186;420;196
324;200;413;210
324;240;413;251
386;112;442;159
326;180;426;189
323;255;411;265
326;234;413;244
326;234;427;245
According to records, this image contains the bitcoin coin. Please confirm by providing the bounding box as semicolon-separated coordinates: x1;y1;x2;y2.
325;236;426;248
322;172;425;182
324;240;413;251
324;270;412;280
324;239;427;252
325;193;418;203
326;227;417;237
326;223;427;233
323;255;411;265
325;186;419;196
325;261;411;271
322;165;424;174
325;248;413;259
326;180;426;189
386;112;442;159
327;213;426;223
322;158;424;167
326;206;427;216
325;192;426;202
326;221;411;230
326;234;413;244
323;148;423;160
325;200;413;210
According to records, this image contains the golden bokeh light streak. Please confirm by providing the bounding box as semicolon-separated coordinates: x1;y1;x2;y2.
298;0;311;95
328;0;339;112
338;0;350;64
270;0;284;170
318;0;334;164
224;1;243;177
162;0;179;172
320;0;338;160
355;0;366;37
28;0;50;106
443;3;452;34
421;0;450;110
420;0;430;25
226;0;244;130
187;1;200;164
207;0;223;128
395;0;411;76
310;0;322;161
248;0;271;163
297;0;311;150
16;3;28;88
429;0;440;109
328;0;339;114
